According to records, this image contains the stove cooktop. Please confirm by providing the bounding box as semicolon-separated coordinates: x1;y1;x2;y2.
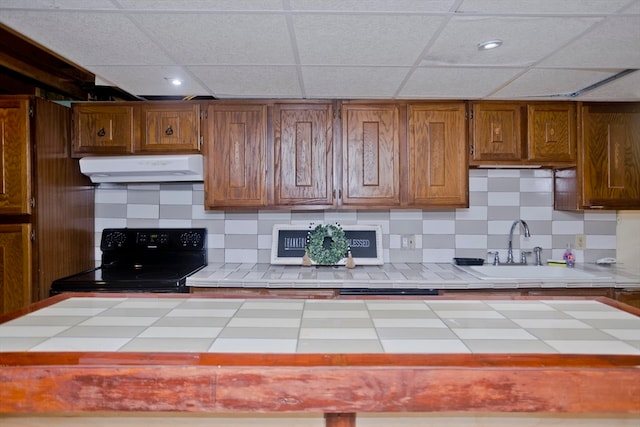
50;228;207;295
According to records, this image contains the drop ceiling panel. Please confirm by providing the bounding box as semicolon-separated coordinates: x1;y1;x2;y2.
117;0;284;11
290;0;456;12
190;66;302;98
301;66;410;98
456;0;635;14
578;71;640;101
399;67;522;99
0;0;117;9
90;66;209;97
293;14;446;65
489;69;621;99
422;16;602;67
132;13;295;65
1;11;174;66
540;16;640;68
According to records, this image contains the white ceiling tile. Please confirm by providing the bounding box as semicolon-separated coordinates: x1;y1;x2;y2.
0;0;117;9
0;11;173;66
577;70;640;101
117;0;284;11
489;69;620;99
301;66;410;98
90;65;209;96
422;16;602;67
399;67;523;98
624;0;640;13
293;14;446;66
189;66;302;98
540;16;640;68
457;0;634;14
290;0;456;12
132;13;294;65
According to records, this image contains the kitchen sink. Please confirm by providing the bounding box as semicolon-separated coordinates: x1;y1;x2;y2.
458;265;611;281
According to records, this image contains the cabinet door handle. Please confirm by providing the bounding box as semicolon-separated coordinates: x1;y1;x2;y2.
97;127;106;137
165;125;174;136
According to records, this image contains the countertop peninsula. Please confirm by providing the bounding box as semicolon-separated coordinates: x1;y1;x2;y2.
187;262;640;290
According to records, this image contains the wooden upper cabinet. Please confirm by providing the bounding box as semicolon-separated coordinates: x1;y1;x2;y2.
470;101;576;167
139;102;201;153
470;102;523;164
407;102;468;208
205;103;268;208
72;103;136;156
273;103;334;207
576;103;640;209
527;102;576;163
341;103;400;207
0;98;31;215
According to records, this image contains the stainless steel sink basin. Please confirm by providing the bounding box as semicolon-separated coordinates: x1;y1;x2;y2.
458;265;611;281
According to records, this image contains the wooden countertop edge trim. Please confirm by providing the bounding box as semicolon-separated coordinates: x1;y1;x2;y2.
1;364;638;414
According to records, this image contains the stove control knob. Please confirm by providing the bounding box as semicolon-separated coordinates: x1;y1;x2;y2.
104;231;126;249
180;231;202;247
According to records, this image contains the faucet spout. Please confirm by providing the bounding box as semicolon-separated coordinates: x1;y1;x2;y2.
507;219;531;264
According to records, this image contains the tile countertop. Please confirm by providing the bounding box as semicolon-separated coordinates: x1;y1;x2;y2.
187;262;640;289
1;296;639;355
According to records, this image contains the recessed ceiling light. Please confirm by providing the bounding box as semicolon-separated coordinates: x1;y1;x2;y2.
165;77;183;86
477;39;503;51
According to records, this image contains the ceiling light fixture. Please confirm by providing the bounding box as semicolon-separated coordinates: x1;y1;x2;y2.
165;77;183;86
477;39;503;51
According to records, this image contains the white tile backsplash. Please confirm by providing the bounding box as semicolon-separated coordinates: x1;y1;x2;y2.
92;170;617;264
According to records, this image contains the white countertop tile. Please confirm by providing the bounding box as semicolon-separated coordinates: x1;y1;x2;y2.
2;296;639;356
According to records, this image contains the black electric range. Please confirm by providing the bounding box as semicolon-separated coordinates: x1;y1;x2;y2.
50;228;207;295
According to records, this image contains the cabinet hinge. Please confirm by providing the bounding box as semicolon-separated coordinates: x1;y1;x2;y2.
468;109;474;120
29;106;34;118
199;135;203;150
30;197;36;208
470;145;475;156
31;230;36;241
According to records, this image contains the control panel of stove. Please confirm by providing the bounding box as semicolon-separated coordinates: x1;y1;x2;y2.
101;228;207;251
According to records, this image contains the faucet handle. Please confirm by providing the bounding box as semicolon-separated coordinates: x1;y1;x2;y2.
533;246;543;266
520;250;532;264
488;251;500;265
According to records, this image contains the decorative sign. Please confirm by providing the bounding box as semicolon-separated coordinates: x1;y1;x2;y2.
270;224;383;265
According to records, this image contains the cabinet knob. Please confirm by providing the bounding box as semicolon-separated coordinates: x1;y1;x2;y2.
97;127;106;137
165;125;174;136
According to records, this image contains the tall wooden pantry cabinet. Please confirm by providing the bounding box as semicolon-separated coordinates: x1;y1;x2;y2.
0;96;94;314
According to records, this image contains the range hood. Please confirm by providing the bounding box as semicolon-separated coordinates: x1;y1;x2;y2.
79;154;204;183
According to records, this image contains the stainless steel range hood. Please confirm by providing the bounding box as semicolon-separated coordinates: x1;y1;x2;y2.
79;154;204;183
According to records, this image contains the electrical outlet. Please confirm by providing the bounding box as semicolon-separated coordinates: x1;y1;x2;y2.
575;234;586;250
401;234;415;250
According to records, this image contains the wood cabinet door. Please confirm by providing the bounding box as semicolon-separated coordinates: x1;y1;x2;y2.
0;224;31;315
407;102;468;207
273;103;334;207
581;103;640;209
72;104;135;155
205;104;268;208
341;104;400;207
470;102;522;163
140;102;201;153
527;103;576;163
0;98;31;215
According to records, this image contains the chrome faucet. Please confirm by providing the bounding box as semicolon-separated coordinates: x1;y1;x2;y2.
506;219;531;264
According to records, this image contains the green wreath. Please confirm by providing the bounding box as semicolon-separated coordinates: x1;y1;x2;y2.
305;224;349;265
